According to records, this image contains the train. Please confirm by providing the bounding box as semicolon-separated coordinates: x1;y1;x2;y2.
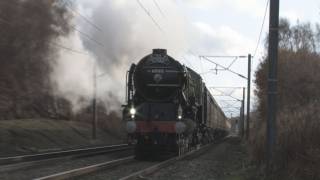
123;49;228;160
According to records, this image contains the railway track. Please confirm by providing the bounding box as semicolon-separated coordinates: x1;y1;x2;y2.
0;144;132;173
35;142;217;180
34;156;135;180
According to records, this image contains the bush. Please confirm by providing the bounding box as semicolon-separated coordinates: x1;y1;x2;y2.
251;19;320;179
250;103;320;179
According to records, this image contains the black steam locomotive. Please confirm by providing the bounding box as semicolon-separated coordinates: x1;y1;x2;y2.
123;49;227;159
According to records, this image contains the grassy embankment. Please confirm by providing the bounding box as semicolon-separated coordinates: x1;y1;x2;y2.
0;119;124;157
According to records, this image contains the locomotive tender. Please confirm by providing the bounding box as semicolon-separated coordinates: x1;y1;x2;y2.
123;49;228;159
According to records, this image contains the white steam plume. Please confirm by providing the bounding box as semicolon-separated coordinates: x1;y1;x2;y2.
51;0;189;113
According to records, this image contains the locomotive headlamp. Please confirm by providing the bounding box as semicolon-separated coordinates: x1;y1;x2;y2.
178;115;182;120
129;107;136;115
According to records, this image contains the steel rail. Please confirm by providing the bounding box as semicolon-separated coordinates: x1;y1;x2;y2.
0;144;132;172
34;156;134;180
0;144;129;165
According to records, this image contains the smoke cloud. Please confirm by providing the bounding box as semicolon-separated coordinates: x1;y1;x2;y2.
51;0;189;113
51;32;95;112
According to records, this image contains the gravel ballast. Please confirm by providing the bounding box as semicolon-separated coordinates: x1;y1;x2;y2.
144;136;256;180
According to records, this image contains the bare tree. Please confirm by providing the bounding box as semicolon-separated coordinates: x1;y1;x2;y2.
0;0;72;119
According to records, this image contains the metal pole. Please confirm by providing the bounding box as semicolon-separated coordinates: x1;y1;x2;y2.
267;0;279;172
92;61;97;140
240;103;244;137
241;87;245;138
246;54;251;139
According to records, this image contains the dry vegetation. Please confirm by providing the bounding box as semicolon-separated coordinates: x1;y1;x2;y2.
0;0;72;119
0;0;124;138
251;19;320;179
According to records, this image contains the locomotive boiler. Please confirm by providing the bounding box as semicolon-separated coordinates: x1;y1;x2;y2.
123;49;227;159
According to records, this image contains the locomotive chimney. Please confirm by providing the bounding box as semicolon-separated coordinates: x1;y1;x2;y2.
152;49;167;55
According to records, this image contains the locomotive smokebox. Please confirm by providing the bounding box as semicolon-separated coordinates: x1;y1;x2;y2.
152;49;167;55
133;49;185;101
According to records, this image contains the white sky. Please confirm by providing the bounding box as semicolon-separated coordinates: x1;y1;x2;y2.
73;0;320;117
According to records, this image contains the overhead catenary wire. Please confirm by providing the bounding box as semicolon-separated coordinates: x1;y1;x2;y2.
58;0;105;47
210;86;244;89
2;0;106;49
227;57;238;69
221;106;242;110
221;100;241;108
0;16;91;56
152;0;166;19
0;0;98;56
51;42;91;56
210;87;241;96
70;24;105;47
200;56;247;79
136;0;165;33
209;88;242;102
253;0;270;58
63;0;103;32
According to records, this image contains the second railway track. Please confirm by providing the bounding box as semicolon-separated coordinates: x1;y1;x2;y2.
0;144;132;173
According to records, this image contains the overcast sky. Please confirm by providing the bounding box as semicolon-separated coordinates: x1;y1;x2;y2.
67;0;320;117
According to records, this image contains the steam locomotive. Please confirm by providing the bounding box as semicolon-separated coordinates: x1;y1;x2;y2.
123;49;228;159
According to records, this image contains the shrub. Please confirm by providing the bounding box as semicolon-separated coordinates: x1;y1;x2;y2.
251;19;320;179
